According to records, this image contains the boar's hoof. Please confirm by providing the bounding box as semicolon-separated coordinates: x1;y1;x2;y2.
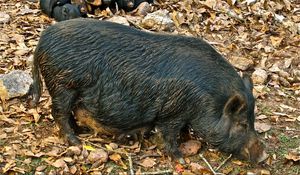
65;134;81;145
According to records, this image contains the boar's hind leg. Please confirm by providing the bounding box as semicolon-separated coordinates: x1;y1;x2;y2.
51;90;80;145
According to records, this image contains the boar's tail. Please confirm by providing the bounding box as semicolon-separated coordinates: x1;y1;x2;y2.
28;53;43;108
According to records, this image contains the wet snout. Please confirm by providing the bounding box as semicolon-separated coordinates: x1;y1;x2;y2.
240;134;268;163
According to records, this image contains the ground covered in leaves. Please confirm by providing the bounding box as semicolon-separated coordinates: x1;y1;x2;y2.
0;0;299;174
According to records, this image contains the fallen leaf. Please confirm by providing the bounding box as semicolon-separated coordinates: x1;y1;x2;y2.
200;0;217;9
63;157;74;163
261;169;271;175
139;157;156;168
255;122;271;133
232;160;243;165
67;146;82;156
83;145;96;151
87;149;108;163
182;171;196;175
256;115;268;120
28;108;40;123
270;36;283;47
69;165;77;174
2;159;16;173
52;159;67;168
109;153;122;162
190;162;211;174
175;163;184;173
0;80;8;102
179;140;201;156
36;165;47;171
285;149;300;162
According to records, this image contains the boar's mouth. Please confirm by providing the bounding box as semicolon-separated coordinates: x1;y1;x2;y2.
194;128;268;164
239;136;268;163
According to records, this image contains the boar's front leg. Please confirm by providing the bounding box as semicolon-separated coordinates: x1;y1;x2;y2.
51;90;80;145
157;119;186;163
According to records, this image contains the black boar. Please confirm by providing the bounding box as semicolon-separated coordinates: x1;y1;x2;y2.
40;0;83;21
29;18;267;163
52;4;82;21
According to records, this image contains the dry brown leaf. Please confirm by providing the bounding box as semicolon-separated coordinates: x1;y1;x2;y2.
52;158;67;168
179;140;201;156
2;159;16;173
67;146;82;156
0;80;8;102
14;49;30;56
190;162;211;174
139;157;156;168
255;122;271;133
270;36;283;47
182;171;196;175
200;0;217;9
63;157;74;163
36;165;47;172
0;115;16;124
0;133;7;139
28;108;40;123
285;149;300;162
88;149;108;163
69;165;77;174
232;160;243;165
175;163;184;173
109;153;122;162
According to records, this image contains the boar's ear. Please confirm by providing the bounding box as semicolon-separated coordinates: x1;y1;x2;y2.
223;94;246;116
242;75;253;91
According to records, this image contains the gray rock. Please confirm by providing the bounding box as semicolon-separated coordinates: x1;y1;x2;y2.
141;9;174;31
0;70;33;99
0;12;10;24
252;68;268;84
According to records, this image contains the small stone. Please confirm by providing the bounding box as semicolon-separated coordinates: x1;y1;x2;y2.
252;68;268;84
141;9;174;31
229;56;254;71
0;12;10;23
0;70;33;99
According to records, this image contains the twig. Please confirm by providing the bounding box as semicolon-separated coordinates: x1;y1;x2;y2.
128;153;134;175
216;154;232;171
199;154;225;175
138;169;173;175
